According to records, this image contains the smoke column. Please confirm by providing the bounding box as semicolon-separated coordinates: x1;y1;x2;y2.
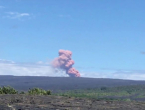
52;49;80;77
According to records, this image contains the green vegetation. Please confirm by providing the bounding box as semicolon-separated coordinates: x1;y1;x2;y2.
0;86;51;95
28;88;51;95
54;85;145;101
0;86;18;94
1;85;145;101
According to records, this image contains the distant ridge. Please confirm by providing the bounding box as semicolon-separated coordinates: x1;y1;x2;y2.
0;75;145;92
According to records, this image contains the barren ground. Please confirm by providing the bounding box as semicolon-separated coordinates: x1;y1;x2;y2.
0;94;145;110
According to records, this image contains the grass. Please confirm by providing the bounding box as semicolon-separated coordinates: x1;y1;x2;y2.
54;85;145;101
1;85;145;101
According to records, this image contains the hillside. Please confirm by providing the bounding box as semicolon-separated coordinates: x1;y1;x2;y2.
0;75;145;92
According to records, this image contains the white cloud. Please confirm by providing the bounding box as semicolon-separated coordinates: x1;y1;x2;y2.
0;59;145;80
0;60;68;77
0;59;15;64
4;12;31;19
20;13;29;16
81;70;145;80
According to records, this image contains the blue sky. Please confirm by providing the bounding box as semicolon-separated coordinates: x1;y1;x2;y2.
0;0;145;80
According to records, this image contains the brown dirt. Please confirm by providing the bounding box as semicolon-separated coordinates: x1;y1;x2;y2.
0;95;145;110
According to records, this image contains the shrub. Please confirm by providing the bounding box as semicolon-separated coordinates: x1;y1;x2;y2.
19;91;25;94
0;86;51;95
100;87;107;91
125;98;131;102
28;88;51;95
1;86;18;94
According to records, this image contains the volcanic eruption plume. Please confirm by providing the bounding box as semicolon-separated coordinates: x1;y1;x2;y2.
52;49;80;77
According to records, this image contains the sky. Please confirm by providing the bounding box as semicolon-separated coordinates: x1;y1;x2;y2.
0;0;145;80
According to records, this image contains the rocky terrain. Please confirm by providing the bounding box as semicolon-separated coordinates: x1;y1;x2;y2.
0;94;145;110
0;76;145;110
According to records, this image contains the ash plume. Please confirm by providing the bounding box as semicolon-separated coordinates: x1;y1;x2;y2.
52;49;80;77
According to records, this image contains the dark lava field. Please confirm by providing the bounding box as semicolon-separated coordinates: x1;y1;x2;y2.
0;75;145;110
0;94;145;110
0;75;145;92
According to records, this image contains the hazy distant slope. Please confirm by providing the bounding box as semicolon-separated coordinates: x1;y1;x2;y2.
0;75;145;91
